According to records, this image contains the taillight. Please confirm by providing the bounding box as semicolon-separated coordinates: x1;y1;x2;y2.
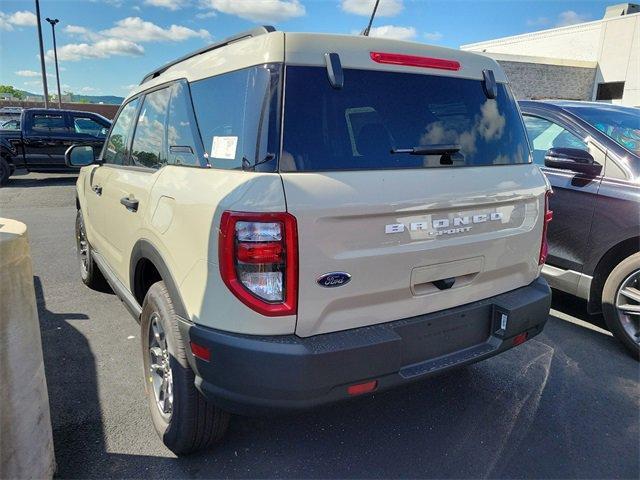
538;190;553;265
219;211;298;316
370;51;461;71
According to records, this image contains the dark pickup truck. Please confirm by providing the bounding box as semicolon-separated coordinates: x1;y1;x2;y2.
0;108;111;185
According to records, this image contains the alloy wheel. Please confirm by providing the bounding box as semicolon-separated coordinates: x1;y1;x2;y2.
148;313;173;419
615;269;640;344
76;217;89;276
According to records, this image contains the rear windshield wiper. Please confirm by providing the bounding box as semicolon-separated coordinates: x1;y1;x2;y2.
242;153;276;171
390;144;461;155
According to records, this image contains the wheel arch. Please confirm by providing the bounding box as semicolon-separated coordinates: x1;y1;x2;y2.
589;235;640;314
130;239;189;320
0;138;17;161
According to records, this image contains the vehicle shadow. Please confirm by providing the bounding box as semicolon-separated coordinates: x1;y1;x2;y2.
550;287;607;330
5;170;77;189
40;270;639;478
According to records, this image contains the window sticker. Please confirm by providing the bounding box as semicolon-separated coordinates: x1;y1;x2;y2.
211;136;238;160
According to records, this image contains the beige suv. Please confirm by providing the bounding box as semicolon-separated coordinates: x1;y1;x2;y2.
68;27;552;455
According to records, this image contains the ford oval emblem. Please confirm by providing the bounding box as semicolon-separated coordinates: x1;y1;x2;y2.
317;272;351;288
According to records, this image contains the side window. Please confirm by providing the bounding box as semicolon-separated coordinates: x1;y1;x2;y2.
31;114;69;134
166;82;202;167
130;87;171;169
190;65;280;170
103;98;140;165
523;115;591;166
72;115;108;138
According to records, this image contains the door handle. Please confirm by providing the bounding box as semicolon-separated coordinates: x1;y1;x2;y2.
120;196;139;212
92;185;102;196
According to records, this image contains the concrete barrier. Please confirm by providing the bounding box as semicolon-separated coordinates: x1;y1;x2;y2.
0;219;55;479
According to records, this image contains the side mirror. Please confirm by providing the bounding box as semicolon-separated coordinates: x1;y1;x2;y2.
544;147;602;176
65;144;97;167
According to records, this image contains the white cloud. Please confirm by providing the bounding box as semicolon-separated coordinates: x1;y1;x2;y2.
144;0;189;11
64;24;102;41
368;25;416;41
0;10;37;30
80;86;99;93
424;31;443;42
47;38;145;62
526;16;550;27
195;10;217;19
102;17;210;42
556;10;591;27
204;0;305;22
23;80;43;87
9;10;37;26
15;70;41;77
53;16;211;62
341;0;403;17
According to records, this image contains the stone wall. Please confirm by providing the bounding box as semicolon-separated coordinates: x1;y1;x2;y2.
498;61;597;101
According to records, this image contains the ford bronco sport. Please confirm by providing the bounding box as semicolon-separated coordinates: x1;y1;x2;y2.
68;27;552;454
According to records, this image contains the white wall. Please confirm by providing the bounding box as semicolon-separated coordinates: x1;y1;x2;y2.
596;14;640;105
461;21;602;61
462;12;640;106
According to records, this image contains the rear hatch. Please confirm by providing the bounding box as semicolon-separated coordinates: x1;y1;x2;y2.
279;51;547;337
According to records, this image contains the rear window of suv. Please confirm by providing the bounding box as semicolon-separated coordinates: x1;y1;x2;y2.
281;66;530;172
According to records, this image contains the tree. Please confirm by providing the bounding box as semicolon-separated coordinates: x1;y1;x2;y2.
0;85;25;100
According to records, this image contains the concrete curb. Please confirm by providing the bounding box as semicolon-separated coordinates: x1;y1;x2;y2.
0;219;55;479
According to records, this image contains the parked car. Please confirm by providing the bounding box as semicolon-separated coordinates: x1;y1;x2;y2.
0;108;111;185
520;100;639;358
68;27;552;454
1;119;20;130
0;106;23;119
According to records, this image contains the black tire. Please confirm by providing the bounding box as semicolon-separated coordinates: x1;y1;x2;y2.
0;156;11;186
141;281;230;455
75;209;108;290
602;252;640;360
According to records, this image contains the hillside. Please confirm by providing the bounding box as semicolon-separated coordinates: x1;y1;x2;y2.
19;89;124;105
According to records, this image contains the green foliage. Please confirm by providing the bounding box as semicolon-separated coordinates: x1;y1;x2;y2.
0;85;25;99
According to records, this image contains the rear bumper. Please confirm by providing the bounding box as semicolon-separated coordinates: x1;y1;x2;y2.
180;277;551;415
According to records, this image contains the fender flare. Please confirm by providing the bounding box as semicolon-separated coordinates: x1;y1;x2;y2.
129;239;189;320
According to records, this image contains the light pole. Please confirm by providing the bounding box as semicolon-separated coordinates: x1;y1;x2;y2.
34;0;49;108
46;17;62;109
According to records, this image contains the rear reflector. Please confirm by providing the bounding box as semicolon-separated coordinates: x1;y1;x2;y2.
190;342;211;362
512;332;528;346
347;380;378;396
370;51;461;71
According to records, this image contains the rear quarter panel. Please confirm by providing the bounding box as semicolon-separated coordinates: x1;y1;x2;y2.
144;166;295;335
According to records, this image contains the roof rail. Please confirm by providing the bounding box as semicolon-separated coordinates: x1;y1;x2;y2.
139;25;277;85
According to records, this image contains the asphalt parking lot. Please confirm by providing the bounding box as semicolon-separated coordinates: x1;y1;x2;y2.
1;171;639;479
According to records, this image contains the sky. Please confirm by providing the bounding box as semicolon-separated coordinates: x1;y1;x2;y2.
0;0;617;97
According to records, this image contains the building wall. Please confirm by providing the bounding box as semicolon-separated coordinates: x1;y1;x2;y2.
595;13;640;105
0;100;119;119
499;61;596;101
462;21;602;61
462;11;640;106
